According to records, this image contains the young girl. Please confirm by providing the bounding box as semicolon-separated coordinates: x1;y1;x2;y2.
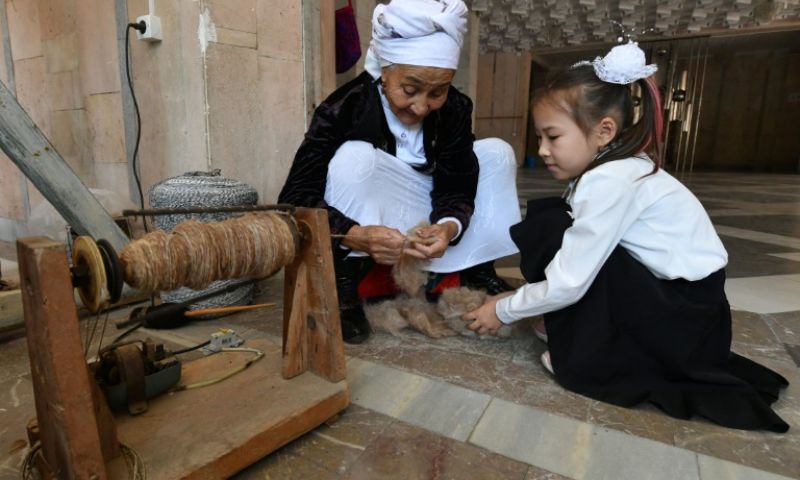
464;41;789;432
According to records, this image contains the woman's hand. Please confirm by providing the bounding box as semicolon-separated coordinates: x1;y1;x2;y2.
463;293;510;335
404;221;458;260
342;225;407;265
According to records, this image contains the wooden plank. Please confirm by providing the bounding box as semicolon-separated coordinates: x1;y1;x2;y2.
114;339;348;479
492;52;519;118
0;80;129;252
0;289;22;332
319;1;336;99
475;53;495;120
474;52;531;165
282;262;309;379
516;52;532;166
292;208;346;382
16;237;110;479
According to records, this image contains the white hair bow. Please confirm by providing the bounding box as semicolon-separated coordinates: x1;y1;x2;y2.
574;41;658;85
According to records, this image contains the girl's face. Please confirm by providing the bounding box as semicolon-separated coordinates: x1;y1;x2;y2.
533;100;604;181
381;65;455;125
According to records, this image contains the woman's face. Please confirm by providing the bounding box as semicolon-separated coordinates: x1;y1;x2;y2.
381;65;455;125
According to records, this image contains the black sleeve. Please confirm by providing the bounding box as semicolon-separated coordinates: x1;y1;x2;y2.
277;101;357;247
428;93;478;245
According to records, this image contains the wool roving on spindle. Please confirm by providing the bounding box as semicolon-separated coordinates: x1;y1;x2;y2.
120;212;296;293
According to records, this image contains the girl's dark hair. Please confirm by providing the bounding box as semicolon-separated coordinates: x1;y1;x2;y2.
532;63;664;177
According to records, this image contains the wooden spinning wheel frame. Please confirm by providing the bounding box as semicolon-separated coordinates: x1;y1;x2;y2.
17;208;348;479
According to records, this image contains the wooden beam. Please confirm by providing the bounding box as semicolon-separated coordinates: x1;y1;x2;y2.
283;208;345;383
319;0;336;99
282;262;309;379
0;80;129;252
16;237;111;479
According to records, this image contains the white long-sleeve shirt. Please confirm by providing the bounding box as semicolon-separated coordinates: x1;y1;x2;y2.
378;87;463;238
496;157;728;324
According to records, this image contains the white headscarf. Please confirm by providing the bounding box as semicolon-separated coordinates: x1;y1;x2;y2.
364;0;469;79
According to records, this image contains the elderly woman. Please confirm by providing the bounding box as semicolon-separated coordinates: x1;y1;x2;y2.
278;0;520;343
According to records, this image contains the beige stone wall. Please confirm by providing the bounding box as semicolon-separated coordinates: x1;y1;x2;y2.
0;1;25;224
124;0;310;205
0;0;312;244
0;0;126;243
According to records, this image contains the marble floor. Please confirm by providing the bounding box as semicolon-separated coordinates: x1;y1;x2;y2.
0;169;799;479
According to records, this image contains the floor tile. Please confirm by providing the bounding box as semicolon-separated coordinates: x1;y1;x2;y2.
716;226;800;250
718;236;800;277
235;404;394;478
235;449;339;479
725;274;800;314
0;335;29;385
763;311;800;345
347;357;491;442
770;252;800;262
525;467;573;480
697;454;797;480
785;344;800;368
713;215;800;239
346;421;530;480
0;375;35;479
469;397;700;480
347;326;593;423
707;208;753;217
729;310;790;363
696;191;800;204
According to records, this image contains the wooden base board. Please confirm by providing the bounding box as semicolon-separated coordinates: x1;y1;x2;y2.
113;338;349;479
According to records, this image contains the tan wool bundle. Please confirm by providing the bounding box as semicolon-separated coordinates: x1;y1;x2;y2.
120;212;296;293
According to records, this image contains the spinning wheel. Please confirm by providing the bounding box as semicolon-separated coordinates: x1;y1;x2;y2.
17;208;347;479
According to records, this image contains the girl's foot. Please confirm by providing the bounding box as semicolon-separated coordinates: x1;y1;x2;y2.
540;351;554;375
534;320;548;344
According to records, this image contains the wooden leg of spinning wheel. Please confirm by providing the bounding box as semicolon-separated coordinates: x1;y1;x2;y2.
282;263;308;379
16;237;117;479
282;208;346;382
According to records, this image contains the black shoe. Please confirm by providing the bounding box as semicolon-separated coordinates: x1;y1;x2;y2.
333;255;374;344
460;261;514;295
340;306;371;344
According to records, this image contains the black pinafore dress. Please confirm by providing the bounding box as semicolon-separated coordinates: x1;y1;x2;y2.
511;197;789;432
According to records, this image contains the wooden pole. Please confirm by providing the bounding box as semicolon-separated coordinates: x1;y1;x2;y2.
282;208;345;382
16;237;117;479
0;80;129;251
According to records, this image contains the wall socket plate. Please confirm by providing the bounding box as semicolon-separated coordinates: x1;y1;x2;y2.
136;14;162;42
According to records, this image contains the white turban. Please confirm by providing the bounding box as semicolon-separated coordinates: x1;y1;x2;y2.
365;0;469;79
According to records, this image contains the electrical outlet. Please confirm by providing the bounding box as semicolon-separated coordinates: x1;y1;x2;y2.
136;14;163;42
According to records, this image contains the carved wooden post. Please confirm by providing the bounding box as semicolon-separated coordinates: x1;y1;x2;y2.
17;237;117;479
282;208;345;382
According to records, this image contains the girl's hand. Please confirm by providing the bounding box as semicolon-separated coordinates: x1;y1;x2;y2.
463;297;504;335
403;221;458;260
342;225;407;265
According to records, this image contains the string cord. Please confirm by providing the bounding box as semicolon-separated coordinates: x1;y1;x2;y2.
171;347;264;391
